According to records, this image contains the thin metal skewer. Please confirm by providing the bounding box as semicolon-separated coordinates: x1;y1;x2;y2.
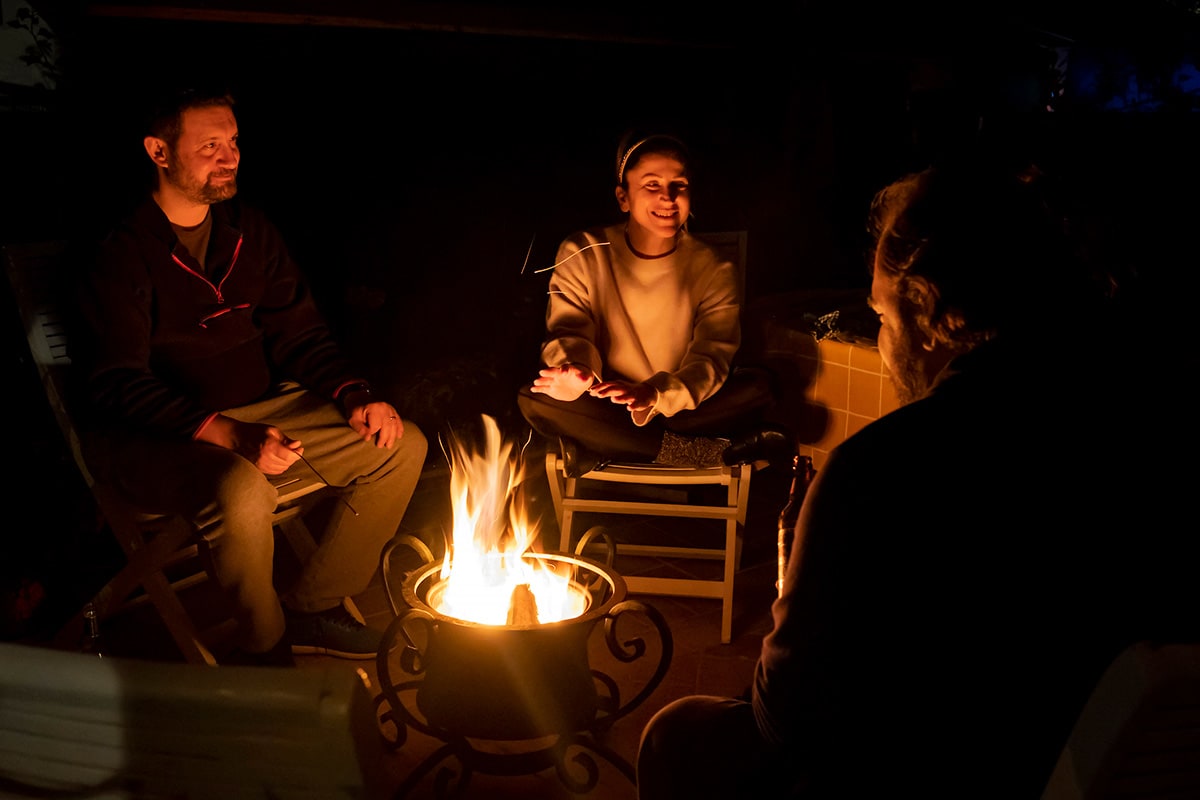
296;451;358;516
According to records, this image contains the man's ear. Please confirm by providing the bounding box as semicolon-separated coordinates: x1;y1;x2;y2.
906;274;968;349
614;185;630;213
144;136;169;167
903;274;937;318
902;275;944;348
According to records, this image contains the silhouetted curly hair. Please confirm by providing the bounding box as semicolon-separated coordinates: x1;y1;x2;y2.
867;158;1081;350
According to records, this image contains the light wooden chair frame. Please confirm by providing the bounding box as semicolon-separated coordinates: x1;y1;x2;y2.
4;240;356;665
543;230;753;644
546;457;751;644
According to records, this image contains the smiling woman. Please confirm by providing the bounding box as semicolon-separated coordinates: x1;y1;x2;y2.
517;128;785;474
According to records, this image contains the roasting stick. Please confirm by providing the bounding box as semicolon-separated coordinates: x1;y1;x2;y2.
296;451;359;516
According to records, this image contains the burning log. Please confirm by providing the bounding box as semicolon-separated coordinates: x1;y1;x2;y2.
436;414;584;625
506;583;539;626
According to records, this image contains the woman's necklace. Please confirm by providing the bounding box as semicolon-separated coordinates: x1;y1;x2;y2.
624;228;677;260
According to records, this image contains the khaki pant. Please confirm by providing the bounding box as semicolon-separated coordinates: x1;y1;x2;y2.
84;383;428;651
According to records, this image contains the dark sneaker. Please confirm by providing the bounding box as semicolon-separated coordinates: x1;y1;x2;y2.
721;425;794;468
560;436;610;478
285;605;381;659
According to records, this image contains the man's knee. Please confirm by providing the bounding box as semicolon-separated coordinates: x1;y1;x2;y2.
211;455;277;516
402;421;429;464
380;420;428;478
641;695;726;755
340;418;428;479
637;696;764;800
353;420;429;500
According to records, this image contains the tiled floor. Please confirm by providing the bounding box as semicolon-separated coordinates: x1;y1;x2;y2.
18;455;789;800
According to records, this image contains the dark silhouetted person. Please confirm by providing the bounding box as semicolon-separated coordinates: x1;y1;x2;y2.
636;158;1196;798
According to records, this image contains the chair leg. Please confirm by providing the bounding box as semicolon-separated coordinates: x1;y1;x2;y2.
720;516;737;645
546;450;575;553
53;528;219;665
139;569;219;665
560;507;577;554
544;451;565;523
56;515;221;664
735;466;753;527
116;523;218;665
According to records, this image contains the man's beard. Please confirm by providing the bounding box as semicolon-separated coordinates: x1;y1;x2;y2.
888;309;933;406
165;165;237;205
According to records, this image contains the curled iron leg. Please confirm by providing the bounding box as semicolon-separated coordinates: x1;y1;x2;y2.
596;599;673;724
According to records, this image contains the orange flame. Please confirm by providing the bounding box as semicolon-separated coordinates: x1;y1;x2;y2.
435;416;584;625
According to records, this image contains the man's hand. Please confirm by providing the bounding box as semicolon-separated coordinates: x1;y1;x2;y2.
530;363;595;402
341;389;404;448
195;414;302;475
590;379;658;413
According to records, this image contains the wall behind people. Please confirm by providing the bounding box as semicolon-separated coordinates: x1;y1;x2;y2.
4;4;1198;435
27;11;856;437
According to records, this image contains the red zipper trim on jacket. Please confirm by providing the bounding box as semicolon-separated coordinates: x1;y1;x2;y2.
171;252;220;301
198;303;251;328
172;234;243;304
175;234;246;327
215;236;243;301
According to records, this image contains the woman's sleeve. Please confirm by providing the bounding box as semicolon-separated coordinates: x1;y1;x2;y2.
539;233;605;379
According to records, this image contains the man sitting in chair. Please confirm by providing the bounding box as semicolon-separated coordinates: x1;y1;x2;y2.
636;156;1198;797
518;130;789;477
72;86;427;666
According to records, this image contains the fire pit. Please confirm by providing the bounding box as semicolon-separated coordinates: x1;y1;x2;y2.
372;417;673;797
375;537;671;796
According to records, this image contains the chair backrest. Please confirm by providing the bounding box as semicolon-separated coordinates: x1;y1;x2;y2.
1041;640;1200;800
0;641;389;799
692;230;747;300
3;239;93;486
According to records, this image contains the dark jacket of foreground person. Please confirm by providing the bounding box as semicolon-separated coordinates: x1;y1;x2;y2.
636;159;1198;799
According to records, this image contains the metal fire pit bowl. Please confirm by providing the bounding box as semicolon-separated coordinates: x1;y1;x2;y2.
374;534;673;796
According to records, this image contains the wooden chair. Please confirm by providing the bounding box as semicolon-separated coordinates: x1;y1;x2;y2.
543;231;758;645
1041;640;1200;800
0;641;389;799
3;240;355;666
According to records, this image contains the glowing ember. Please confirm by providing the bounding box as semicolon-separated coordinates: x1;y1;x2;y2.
435;415;585;625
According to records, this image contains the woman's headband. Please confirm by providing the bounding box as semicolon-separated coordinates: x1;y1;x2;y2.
616;134;689;184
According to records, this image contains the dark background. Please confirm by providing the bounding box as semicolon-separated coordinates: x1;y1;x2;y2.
3;1;1199;635
8;3;1200;365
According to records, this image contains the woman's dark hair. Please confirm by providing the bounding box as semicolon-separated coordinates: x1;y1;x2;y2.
615;131;691;187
